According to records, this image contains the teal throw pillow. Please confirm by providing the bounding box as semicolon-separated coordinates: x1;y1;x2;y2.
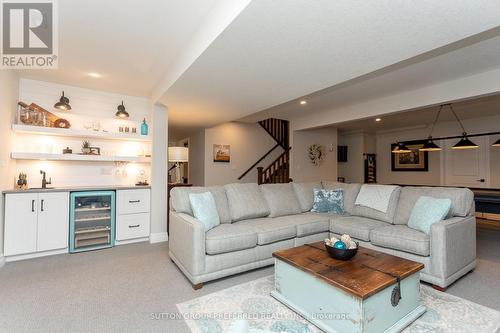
189;192;220;231
311;188;344;214
408;196;452;235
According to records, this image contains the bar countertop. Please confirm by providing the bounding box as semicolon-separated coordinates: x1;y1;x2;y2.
2;185;151;194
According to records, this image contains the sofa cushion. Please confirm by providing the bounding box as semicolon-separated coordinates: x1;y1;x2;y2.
205;224;258;255
236;218;297;245
352;187;401;224
292;181;322;212
330;216;389;241
395;186;474;225
276;212;330;237
224;183;270;222
260;183;302;217
189;192;220;231
408;196;452;234
370;225;430;256
322;181;361;214
171;186;231;223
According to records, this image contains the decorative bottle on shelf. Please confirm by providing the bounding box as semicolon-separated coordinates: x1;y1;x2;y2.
141;118;149;136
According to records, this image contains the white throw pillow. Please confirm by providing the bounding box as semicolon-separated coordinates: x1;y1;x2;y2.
189;192;220;231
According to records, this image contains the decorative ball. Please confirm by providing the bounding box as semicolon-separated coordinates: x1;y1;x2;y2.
341;234;351;244
333;241;347;250
348;240;357;249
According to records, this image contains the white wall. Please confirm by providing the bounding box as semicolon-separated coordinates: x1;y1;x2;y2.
376;114;500;187
16;79;152;187
151;104;168;241
0;70;19;264
202;122;282;186
290;127;338;182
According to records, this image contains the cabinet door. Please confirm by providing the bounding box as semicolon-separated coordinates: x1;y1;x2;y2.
4;193;38;256
37;192;69;252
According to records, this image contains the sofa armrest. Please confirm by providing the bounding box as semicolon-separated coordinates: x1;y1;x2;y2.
169;211;206;275
430;216;476;279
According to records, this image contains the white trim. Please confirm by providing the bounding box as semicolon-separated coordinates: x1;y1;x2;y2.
0;256;5;268
11;152;151;163
115;237;149;246
5;248;68;262
149;232;168;244
12;124;152;142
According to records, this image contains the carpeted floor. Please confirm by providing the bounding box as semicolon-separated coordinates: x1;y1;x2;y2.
1;227;499;333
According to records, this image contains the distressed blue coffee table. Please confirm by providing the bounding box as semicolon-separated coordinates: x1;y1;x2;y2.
271;242;426;333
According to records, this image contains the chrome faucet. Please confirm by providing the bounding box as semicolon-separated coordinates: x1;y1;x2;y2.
40;170;52;189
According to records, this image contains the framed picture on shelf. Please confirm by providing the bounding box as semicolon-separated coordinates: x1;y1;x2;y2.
391;142;428;171
90;147;101;155
213;144;230;163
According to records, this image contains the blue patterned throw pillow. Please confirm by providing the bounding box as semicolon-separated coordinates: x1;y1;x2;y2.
311;188;344;214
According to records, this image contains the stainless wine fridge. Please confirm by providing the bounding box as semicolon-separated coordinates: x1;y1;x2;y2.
69;191;115;253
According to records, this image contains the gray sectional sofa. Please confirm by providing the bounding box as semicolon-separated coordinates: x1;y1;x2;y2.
168;181;476;290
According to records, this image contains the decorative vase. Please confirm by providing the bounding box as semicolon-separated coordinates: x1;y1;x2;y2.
82;148;91;154
141;118;148;135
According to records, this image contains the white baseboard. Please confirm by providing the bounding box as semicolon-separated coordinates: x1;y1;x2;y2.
115;237;149;246
5;248;68;262
0;255;5;268
149;232;168;244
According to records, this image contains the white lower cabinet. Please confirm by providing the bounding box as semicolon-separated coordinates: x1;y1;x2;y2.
116;213;150;241
116;189;151;242
4;192;69;257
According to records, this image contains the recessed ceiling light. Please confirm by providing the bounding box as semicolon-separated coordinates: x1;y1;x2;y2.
300;100;307;105
88;72;101;78
375;118;382;122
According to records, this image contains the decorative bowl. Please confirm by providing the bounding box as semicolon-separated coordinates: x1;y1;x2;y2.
325;242;358;261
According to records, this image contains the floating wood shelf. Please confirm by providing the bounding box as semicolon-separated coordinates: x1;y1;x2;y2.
11;152;151;163
12;124;152;142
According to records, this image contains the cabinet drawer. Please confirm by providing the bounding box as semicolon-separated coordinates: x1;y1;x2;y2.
117;189;150;215
116;213;150;241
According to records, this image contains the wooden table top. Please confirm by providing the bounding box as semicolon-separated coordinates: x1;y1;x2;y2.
273;242;424;299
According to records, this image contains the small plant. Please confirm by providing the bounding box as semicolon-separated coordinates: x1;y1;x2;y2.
81;140;91;154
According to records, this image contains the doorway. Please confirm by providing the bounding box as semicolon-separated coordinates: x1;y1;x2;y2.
442;136;491;188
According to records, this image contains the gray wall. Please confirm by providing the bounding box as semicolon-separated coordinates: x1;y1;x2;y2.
290;127;338;182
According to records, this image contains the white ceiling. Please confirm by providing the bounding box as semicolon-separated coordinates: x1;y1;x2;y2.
17;0;227;96
15;1;500;139
161;0;500;138
336;94;500;134
243;30;500;123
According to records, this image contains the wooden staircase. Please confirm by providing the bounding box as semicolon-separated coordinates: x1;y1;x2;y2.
238;118;291;184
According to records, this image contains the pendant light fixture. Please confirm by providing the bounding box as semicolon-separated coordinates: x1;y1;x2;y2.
448;103;478;150
493;138;500;147
392;142;412;154
420;105;443;152
54;91;71;111
115;101;129;118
